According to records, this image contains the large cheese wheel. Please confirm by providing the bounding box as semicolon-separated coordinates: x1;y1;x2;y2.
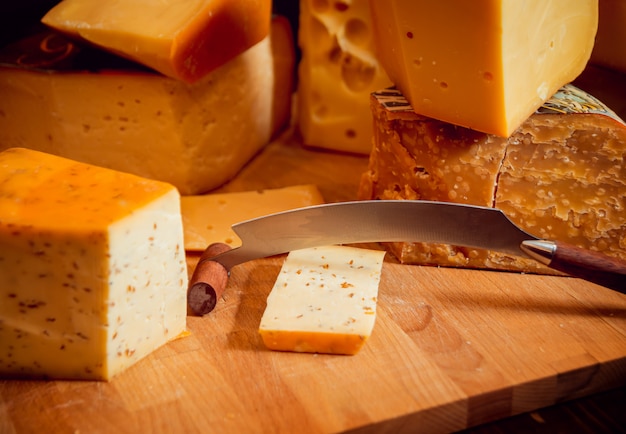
0;18;295;195
358;86;626;274
0;148;188;380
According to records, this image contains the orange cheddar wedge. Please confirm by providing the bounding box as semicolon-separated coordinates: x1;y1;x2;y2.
42;0;272;83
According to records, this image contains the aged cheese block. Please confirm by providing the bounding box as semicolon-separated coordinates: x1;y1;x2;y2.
297;0;392;154
0;148;188;380
590;0;626;73
259;245;385;355
369;0;598;137
41;0;272;83
0;17;294;195
358;86;626;274
181;184;325;251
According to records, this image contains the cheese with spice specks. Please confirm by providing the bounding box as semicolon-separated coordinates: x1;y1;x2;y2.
0;17;294;195
259;245;385;355
0;148;187;380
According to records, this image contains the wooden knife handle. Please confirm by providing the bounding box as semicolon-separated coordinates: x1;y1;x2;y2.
549;241;626;293
187;243;232;316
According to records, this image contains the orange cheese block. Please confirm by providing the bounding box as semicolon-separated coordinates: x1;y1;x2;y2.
0;148;188;380
369;0;598;137
0;17;295;195
359;86;626;274
41;0;272;83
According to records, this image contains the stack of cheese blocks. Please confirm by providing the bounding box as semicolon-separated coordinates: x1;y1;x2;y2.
298;0;626;274
0;0;298;380
0;0;295;195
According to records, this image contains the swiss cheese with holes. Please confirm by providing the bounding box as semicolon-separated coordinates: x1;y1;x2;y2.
297;0;391;154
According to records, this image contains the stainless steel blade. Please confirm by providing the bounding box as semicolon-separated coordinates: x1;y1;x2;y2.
210;200;538;270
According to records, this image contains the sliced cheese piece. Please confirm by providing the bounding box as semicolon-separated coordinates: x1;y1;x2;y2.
297;0;392;154
259;245;385;355
0;148;188;381
369;0;598;136
41;0;272;83
359;86;626;274
181;184;325;251
0;17;294;195
590;0;626;73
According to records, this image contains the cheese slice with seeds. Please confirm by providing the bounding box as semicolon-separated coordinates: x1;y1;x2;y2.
259;245;385;355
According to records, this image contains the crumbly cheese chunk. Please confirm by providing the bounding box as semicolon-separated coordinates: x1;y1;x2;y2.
259;245;386;355
0;148;188;380
181;185;325;251
359;86;626;274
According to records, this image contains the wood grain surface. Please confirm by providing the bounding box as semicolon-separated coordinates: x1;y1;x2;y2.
1;129;625;434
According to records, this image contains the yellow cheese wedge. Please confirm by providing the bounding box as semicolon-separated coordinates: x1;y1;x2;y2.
0;18;294;195
259;245;385;355
369;0;598;136
41;0;272;83
0;148;188;380
359;86;626;274
297;0;392;154
591;0;626;73
181;185;325;251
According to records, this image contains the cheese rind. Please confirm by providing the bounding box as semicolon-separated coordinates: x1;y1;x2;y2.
297;0;392;154
181;185;325;251
41;0;272;83
359;86;626;273
0;148;188;380
259;245;385;355
0;18;294;195
369;0;598;136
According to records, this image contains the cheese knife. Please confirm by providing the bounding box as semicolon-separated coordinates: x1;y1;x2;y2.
188;200;626;315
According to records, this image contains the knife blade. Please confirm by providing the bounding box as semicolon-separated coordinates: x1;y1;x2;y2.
187;200;626;315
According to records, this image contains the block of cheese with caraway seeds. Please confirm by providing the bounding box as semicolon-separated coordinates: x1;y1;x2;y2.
297;0;392;154
0;148;188;380
42;0;272;83
259;245;385;355
181;184;325;251
0;17;294;195
358;86;626;274
369;0;598;137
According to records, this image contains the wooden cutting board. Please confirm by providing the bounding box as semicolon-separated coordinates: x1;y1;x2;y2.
1;131;626;434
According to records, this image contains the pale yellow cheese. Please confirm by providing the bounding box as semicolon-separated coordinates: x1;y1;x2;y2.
369;0;598;136
0;18;294;195
0;148;188;380
259;245;385;355
297;0;392;154
42;0;272;83
181;185;325;251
